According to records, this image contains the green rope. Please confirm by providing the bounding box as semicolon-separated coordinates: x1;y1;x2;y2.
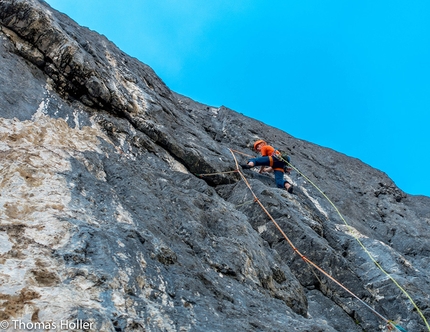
196;149;424;331
279;156;427;332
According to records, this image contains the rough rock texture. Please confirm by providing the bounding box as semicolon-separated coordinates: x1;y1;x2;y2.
0;1;429;331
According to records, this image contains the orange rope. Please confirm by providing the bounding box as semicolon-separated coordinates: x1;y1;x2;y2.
229;148;255;158
228;148;400;329
195;170;238;177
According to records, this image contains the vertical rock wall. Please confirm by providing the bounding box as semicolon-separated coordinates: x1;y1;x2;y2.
0;1;429;331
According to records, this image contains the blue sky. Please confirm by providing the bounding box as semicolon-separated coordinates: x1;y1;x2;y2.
45;0;430;197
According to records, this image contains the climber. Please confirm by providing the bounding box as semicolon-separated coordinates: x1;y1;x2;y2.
240;139;294;193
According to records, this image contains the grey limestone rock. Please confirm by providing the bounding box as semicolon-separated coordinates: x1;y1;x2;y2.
0;1;429;331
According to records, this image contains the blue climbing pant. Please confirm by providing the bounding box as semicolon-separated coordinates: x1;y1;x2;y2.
248;156;287;188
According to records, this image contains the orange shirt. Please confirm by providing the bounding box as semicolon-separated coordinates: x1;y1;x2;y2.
260;145;275;157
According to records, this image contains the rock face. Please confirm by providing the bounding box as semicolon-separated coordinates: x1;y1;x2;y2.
0;1;429;331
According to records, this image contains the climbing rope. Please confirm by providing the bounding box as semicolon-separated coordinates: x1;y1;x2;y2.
277;155;429;332
229;148;254;158
227;148;403;331
195;170;238;177
196;148;426;331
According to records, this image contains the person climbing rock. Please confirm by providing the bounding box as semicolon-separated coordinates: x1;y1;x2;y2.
241;140;294;193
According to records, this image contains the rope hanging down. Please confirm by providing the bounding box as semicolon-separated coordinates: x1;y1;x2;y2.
276;155;430;332
226;148;411;332
197;148;426;331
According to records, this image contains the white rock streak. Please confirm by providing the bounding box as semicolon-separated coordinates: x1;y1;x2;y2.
0;98;110;324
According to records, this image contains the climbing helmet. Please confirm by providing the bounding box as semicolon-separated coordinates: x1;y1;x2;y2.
253;140;266;150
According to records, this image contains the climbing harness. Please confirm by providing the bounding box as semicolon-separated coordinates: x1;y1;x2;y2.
196;147;430;331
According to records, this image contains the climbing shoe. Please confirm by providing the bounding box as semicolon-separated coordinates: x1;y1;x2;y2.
240;164;253;169
285;182;294;193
